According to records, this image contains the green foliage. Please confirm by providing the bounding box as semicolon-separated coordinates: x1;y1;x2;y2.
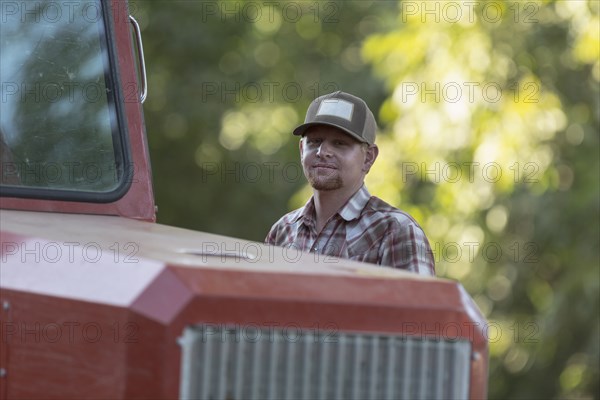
136;0;393;239
137;1;598;398
360;2;599;398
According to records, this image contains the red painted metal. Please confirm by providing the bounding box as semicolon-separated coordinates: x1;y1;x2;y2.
0;209;488;399
0;265;488;399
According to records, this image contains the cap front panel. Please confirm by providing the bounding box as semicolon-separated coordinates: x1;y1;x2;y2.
316;99;354;121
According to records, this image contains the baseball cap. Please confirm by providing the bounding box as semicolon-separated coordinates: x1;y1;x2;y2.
293;91;377;145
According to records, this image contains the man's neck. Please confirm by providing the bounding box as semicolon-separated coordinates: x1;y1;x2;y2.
312;182;363;233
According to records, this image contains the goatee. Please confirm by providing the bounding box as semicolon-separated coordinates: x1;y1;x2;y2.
306;172;343;191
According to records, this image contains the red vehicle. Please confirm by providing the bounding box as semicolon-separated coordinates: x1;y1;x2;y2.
0;1;488;398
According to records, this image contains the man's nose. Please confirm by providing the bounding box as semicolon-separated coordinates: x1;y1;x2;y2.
317;142;332;157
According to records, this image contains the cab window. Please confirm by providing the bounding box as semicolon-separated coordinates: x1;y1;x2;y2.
0;0;131;202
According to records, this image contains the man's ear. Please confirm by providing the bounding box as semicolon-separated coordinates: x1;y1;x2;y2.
363;144;379;173
299;137;304;158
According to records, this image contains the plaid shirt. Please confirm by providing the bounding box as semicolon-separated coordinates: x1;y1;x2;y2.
265;186;435;276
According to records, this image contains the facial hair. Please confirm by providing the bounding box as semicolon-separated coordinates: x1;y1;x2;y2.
305;167;343;191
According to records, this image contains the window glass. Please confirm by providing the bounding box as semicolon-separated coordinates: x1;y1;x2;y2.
0;1;129;199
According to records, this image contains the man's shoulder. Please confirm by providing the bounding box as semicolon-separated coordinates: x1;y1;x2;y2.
271;206;304;228
363;196;423;228
265;206;305;244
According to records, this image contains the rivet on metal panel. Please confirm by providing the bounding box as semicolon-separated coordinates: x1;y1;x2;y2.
0;368;7;378
2;301;9;311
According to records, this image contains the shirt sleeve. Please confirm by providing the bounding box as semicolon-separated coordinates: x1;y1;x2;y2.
264;223;278;245
265;215;290;246
378;219;436;276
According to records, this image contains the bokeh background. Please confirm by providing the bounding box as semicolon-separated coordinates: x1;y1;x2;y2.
132;1;598;398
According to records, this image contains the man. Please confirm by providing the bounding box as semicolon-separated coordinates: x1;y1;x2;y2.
266;91;435;276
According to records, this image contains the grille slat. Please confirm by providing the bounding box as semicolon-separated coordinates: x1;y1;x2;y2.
401;338;413;399
179;325;472;400
335;334;347;400
200;330;212;400
318;334;330;400
267;334;278;400
385;337;396;400
217;333;228;400
435;340;446;399
284;338;296;400
418;340;429;399
301;335;312;400
369;336;379;398
250;338;262;400
233;336;244;400
352;335;362;400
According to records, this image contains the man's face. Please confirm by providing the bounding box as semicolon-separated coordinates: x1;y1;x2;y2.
300;125;377;192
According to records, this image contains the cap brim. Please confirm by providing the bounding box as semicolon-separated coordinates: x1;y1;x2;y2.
293;122;369;144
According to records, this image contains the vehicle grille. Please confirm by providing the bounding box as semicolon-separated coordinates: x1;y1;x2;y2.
179;324;471;400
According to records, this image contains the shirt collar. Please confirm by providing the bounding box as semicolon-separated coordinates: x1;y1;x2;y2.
297;185;371;226
338;185;371;221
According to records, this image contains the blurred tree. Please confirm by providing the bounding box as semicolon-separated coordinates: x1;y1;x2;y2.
135;0;393;240
136;0;598;398
361;1;599;398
